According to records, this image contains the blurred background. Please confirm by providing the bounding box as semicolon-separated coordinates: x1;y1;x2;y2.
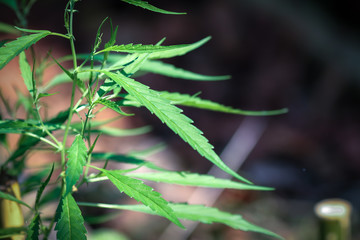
1;0;360;239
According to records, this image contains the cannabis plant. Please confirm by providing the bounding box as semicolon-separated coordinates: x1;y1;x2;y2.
0;0;286;239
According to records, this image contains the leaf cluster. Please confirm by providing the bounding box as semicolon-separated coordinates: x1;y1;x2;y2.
0;0;286;239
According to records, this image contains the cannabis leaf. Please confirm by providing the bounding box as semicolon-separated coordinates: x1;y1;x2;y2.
140;59;231;81
91;166;184;228
159;91;288;116
127;172;273;190
26;213;40;240
95;98;133;116
66;135;88;196
97;70;251;184
120;0;185;15
77;202;283;239
19;51;34;95
0;31;51;70
55;194;87;240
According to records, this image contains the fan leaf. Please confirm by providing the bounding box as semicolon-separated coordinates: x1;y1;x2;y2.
160;91;288;116
55;194;87;240
148;36;211;60
127;172;273;191
92;166;184;228
19;51;34;95
0;31;50;70
26;213;40;240
77;202;283;239
141;60;231;81
97;70;251;184
65;135;88;196
95;98;133;116
120;0;185;15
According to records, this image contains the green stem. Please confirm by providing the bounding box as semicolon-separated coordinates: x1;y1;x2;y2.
23;132;59;149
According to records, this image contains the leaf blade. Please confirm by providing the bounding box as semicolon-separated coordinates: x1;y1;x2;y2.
19;51;33;95
98;70;251;183
127;172;273;191
141;60;231;81
120;0;185;15
160;91;288;116
65;135;88;196
55;194;87;240
77;202;283;239
95;98;133;116
0;31;50;70
93;167;183;228
26;213;40;240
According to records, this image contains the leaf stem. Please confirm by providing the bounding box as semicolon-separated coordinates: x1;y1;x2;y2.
24;132;59;150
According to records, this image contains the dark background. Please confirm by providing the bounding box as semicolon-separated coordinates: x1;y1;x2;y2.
1;0;360;239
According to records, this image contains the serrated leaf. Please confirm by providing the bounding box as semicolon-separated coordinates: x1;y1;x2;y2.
65;135;88;196
120;0;185;15
160;91;289;116
19;51;34;95
55;194;87;240
0;31;50;70
0;190;32;209
97;37;209;59
97;43;183;55
35;164;54;208
77;202;283;239
141;60;231;81
37;92;58;99
97;70;251;184
92;166;183;228
26;213;40;240
95;98;133;116
172;204;283;239
6;109;69;164
98;125;151;136
0;119;40;134
91;152;167;171
127;172;273;191
148;36;211;60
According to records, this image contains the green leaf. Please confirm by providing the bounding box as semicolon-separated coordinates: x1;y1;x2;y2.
120;0;185;15
0;227;27;239
0;191;32;209
148;36;211;60
35;164;54;208
91;152;167;171
77;202;283;239
0;31;50;70
92;166;184;228
55;194;87;240
127;172;273;191
97;43;191;55
26;213;40;240
141;60;231;81
65;135;88;196
0;119;40;134
37;92;58;99
98;70;251;184
160;91;289;116
19;51;34;96
172;204;283;239
94;98;133;116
